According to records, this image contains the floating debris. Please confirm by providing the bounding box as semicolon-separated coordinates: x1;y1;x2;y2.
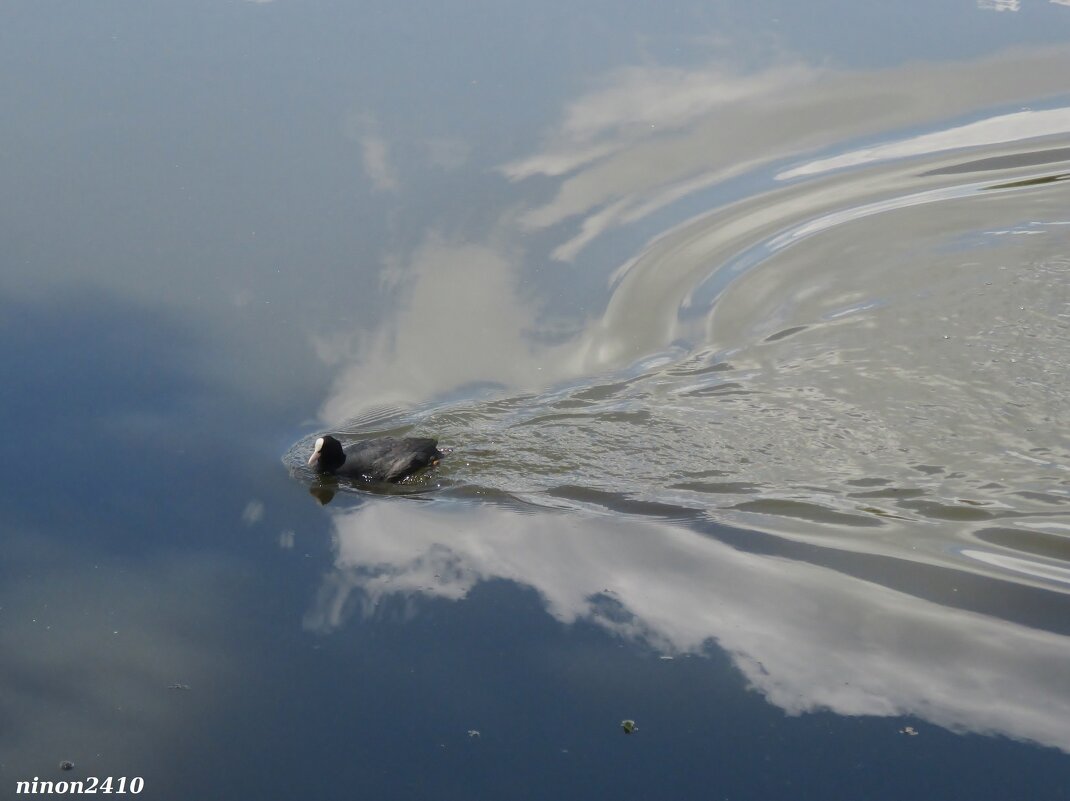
467;730;481;738
59;761;74;771
621;719;638;734
899;726;919;736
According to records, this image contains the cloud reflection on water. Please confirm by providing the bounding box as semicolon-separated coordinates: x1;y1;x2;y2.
318;236;587;422
309;501;1070;754
503;48;1070;259
779;106;1070;180
319;46;1070;425
311;43;1070;603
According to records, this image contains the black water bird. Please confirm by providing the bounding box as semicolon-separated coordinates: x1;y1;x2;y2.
307;434;444;482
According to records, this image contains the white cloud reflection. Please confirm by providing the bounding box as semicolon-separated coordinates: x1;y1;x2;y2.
502;64;815;181
360;134;400;192
319;236;587;422
318;46;1070;428
343;112;400;193
778;106;1070;180
308;502;1070;754
308;49;1070;747
242;499;265;525
495;47;1070;266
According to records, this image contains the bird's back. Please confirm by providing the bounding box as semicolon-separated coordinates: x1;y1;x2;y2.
342;437;441;482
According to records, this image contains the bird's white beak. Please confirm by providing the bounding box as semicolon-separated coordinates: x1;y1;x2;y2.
308;437;324;467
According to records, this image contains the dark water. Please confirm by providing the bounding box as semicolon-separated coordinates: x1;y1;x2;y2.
4;2;1070;799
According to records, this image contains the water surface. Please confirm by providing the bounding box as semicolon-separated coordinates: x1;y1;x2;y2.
3;1;1070;798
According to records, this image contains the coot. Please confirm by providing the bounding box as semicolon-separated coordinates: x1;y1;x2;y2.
307;434;443;482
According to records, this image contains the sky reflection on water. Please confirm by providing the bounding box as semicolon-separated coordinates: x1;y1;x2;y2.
2;1;1070;798
313;501;1070;752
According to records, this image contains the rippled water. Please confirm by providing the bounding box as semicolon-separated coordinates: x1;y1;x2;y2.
288;51;1070;598
7;2;1070;796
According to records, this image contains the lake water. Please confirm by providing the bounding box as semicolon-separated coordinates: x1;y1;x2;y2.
3;2;1070;799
